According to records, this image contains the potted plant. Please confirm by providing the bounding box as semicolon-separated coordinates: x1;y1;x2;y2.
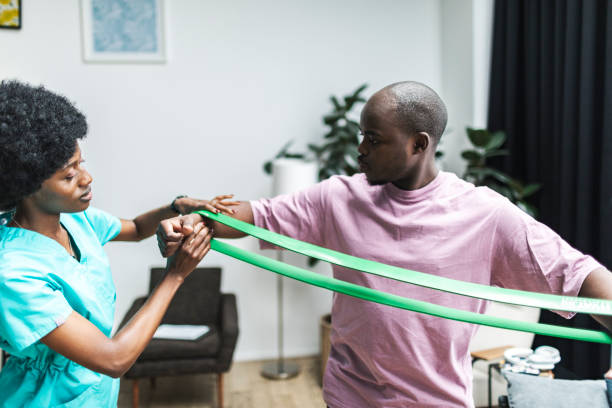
462;127;541;217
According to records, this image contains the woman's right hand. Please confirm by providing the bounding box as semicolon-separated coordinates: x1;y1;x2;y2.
157;213;204;258
165;222;212;280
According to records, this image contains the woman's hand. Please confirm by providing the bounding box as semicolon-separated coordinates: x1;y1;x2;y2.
165;222;212;280
174;194;239;215
157;194;240;257
156;213;203;257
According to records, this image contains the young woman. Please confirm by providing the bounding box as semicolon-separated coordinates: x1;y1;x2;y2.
0;80;227;407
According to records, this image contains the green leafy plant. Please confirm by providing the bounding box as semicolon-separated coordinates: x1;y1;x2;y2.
462;127;541;217
263;84;367;178
307;84;367;180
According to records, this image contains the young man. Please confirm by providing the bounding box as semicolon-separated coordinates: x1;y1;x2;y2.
158;81;612;407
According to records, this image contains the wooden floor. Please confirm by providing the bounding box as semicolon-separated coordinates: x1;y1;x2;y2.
117;356;326;408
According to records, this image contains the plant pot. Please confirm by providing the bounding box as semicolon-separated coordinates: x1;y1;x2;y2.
320;313;332;384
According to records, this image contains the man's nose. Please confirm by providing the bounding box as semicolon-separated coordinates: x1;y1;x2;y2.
358;141;367;156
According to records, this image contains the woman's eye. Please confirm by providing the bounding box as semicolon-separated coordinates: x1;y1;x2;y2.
65;174;75;181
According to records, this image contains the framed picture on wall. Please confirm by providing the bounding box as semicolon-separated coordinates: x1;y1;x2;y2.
0;0;21;29
80;0;165;63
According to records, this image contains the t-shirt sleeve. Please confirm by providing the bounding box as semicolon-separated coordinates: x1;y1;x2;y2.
0;266;73;352
83;207;122;245
250;180;328;249
491;201;604;318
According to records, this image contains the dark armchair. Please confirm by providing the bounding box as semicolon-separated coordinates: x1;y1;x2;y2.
119;267;239;408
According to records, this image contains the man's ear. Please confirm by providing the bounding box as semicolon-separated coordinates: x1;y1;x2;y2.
413;132;431;154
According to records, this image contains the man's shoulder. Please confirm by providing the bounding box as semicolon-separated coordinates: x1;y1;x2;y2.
322;173;373;193
324;173;368;186
314;174;384;207
454;182;536;237
437;172;507;204
432;174;530;228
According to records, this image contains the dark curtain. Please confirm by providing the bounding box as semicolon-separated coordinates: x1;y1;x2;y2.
488;0;612;379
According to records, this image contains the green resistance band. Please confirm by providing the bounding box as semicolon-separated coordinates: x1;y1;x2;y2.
210;239;612;344
197;210;612;316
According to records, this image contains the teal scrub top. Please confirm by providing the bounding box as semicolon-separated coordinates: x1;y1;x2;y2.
0;207;122;407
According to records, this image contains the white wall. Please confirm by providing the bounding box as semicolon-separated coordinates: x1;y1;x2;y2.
472;0;494;128
1;0;446;361
439;0;493;175
440;0;473;175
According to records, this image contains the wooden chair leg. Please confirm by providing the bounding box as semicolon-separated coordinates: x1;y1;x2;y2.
132;379;139;408
217;372;224;408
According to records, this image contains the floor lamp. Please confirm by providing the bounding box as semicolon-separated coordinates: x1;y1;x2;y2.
261;158;317;380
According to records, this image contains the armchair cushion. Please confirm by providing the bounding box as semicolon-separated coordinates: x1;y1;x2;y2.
138;326;220;361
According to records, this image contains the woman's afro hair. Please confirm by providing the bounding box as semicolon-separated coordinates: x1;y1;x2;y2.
0;80;87;210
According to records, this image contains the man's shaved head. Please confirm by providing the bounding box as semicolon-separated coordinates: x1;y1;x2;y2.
358;81;447;187
375;81;448;143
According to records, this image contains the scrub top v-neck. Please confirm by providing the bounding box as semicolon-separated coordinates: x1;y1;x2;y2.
0;207;121;407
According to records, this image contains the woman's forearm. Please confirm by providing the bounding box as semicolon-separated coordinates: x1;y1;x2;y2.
130;204;179;240
115;198;182;242
117;196;238;242
105;271;184;377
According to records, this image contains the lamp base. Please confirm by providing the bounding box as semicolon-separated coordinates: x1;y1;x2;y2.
260;360;300;380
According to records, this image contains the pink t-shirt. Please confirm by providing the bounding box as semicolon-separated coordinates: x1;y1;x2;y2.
251;171;602;407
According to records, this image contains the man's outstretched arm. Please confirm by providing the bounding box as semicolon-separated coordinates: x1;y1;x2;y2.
206;200;254;237
578;267;612;378
578;267;612;332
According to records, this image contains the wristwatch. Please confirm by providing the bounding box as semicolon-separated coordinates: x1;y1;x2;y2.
170;195;187;214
